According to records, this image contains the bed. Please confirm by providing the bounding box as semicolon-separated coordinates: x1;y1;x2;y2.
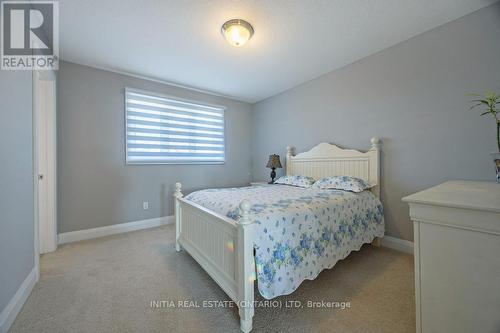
174;138;384;332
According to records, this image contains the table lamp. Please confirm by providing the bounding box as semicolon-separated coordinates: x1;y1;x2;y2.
266;154;282;184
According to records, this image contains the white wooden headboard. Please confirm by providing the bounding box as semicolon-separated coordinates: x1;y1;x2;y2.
286;137;381;197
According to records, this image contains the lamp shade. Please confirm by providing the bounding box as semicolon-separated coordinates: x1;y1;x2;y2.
266;154;282;169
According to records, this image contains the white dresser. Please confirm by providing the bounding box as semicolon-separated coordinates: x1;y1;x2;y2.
403;181;500;333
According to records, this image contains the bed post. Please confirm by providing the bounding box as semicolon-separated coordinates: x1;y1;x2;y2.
237;200;255;333
369;137;381;198
369;137;382;247
174;182;183;252
370;137;381;150
286;146;293;176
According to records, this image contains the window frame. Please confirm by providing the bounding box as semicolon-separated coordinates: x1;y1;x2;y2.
124;87;227;165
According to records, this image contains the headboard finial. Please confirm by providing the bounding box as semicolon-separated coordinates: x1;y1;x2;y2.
286;146;293;157
370;137;381;151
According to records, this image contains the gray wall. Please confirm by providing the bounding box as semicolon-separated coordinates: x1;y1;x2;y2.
0;71;34;311
251;4;500;241
58;61;253;233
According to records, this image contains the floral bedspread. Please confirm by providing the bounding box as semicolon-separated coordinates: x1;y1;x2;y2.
185;184;385;299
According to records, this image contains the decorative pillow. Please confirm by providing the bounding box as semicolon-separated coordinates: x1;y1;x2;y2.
312;176;373;193
274;175;315;188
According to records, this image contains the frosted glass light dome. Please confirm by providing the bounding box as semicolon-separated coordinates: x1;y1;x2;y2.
221;19;254;47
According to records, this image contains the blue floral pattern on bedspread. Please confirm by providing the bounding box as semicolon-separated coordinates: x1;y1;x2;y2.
185;184;384;299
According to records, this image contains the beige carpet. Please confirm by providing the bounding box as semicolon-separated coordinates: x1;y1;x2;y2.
10;224;415;333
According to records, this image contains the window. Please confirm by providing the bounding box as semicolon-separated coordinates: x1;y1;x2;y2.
125;88;225;164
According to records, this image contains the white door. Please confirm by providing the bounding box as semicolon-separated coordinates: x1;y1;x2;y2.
34;70;57;254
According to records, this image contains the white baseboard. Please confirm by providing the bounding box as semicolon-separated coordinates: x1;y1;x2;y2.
0;267;37;333
58;215;174;245
381;236;414;255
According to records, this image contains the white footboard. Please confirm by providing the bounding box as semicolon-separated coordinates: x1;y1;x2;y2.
174;183;255;333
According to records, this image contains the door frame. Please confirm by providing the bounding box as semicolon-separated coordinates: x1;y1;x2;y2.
33;68;57;279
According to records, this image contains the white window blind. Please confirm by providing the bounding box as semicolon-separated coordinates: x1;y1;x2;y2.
125;88;225;164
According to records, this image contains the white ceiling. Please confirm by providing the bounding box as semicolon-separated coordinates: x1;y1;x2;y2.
59;0;497;103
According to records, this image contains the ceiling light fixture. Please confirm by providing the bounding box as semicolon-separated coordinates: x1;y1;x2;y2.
221;19;254;47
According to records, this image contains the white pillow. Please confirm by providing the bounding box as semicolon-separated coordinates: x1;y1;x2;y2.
274;175;315;188
312;176;373;193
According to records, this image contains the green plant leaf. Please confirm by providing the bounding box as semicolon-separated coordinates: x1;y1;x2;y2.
470;104;483;110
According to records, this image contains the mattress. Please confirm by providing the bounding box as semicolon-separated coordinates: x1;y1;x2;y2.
185;184;385;299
